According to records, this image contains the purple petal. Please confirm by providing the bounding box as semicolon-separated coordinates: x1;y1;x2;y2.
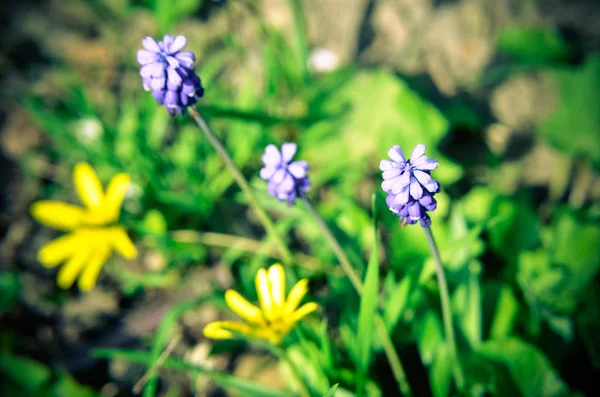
394;186;410;205
164;90;179;108
419;194;437;211
260;166;276;180
165;56;180;68
388;145;406;165
399;205;410;218
413;170;439;193
381;177;398;193
140;62;164;78
267;180;278;195
419;215;432;227
382;168;402;179
272;168;286;184
151;76;166;91
152;89;166;104
279;173;295;192
288;162;307;178
379;159;396;171
161;34;174;51
142;77;152;91
263;145;281;165
414;157;439;171
142;37;161;52
391;172;410;194
167;67;183;87
175;51;195;68
409;144;426;164
409;176;423;200
137;49;159;65
169;36;187;53
286;190;297;205
407;202;423;220
180;91;191;106
281;142;297;163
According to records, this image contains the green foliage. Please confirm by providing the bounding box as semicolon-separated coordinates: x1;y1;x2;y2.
355;195;381;393
477;338;571;397
9;1;600;396
497;26;572;62
93;348;290;397
323;383;339;397
538;56;600;168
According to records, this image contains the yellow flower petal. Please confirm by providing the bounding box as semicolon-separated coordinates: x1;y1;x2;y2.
74;162;104;209
109;227;137;259
56;242;91;289
30;201;84;231
267;264;285;317
225;290;266;326
284;278;309;314
102;173;130;222
78;245;112;291
204;321;269;340
255;268;274;322
204;322;234;339
38;232;84;267
290;302;318;324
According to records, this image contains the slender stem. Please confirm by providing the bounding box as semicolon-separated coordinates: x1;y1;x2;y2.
301;198;363;293
188;107;294;265
169;230;341;275
423;226;465;391
302;198;412;396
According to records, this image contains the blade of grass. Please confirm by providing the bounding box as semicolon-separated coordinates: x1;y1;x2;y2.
355;194;381;393
323;384;339;397
141;297;210;397
93;348;294;397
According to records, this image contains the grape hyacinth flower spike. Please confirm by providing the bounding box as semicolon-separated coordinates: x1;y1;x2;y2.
260;143;310;205
380;144;466;389
380;144;440;227
137;34;204;115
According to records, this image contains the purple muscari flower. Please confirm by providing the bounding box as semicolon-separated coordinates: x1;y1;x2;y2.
137;34;204;115
380;144;440;227
260;143;310;205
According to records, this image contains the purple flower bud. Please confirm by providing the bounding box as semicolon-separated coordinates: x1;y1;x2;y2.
381;144;440;227
260;143;310;205
137;34;204;115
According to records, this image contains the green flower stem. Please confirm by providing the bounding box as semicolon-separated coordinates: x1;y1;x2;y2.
423;226;465;391
302;198;412;396
188;107;294;265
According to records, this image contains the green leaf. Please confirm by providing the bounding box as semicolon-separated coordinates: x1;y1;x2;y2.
489;285;520;339
0;271;20;312
154;0;203;32
538;56;600;167
488;195;539;263
355;194;381;392
477;338;569;397
497;26;572;62
323;384;339;397
0;353;52;393
430;344;452;397
382;273;415;332
93;348;291;397
53;370;99;397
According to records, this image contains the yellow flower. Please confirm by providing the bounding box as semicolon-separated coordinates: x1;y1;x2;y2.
30;162;137;291
204;264;318;344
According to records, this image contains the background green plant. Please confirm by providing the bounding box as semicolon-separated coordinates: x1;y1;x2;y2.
1;0;599;396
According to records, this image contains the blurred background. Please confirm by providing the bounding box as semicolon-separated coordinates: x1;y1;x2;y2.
1;0;599;396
